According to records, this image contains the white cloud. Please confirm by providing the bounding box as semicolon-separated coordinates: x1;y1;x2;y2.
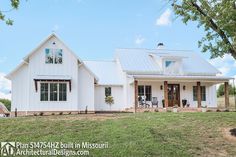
0;72;11;100
135;35;145;45
208;54;236;76
156;8;172;26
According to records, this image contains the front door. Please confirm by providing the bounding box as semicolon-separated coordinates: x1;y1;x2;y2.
168;84;180;107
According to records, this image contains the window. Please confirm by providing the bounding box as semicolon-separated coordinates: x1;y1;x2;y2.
59;83;67;101
145;86;152;101
193;86;206;101
40;83;48;101
138;85;152;101
45;48;63;64
105;87;111;97
55;49;63;64
165;60;175;68
201;86;206;101
45;49;53;64
50;83;58;101
40;83;67;101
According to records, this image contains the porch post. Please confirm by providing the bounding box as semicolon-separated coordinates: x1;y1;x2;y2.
134;80;138;113
224;82;229;110
164;81;168;108
197;82;201;108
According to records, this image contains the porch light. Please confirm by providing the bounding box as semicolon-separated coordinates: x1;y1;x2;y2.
160;85;163;90
183;85;186;90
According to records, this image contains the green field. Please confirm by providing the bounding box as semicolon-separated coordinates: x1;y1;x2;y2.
217;95;236;110
1;113;236;157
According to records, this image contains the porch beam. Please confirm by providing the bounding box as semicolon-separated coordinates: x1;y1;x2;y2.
164;81;168;108
224;82;229;110
197;81;201;108
134;80;138;113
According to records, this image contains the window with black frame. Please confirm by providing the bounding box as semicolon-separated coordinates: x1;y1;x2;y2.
145;86;152;101
50;83;58;101
105;87;111;97
193;86;206;101
138;85;152;101
40;83;48;101
40;82;67;101
59;83;67;101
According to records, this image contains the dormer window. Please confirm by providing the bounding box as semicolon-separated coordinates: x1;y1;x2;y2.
165;60;175;68
163;58;183;75
45;48;63;64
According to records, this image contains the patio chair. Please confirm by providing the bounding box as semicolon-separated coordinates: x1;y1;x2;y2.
139;96;150;108
138;96;145;108
151;97;158;108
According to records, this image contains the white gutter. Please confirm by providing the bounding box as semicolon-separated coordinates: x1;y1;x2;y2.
130;74;233;83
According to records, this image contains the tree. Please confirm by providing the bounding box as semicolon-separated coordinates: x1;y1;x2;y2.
0;98;11;111
171;0;236;59
217;83;236;97
105;96;114;111
0;0;20;25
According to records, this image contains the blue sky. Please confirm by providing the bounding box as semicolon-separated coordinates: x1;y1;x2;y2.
0;0;235;99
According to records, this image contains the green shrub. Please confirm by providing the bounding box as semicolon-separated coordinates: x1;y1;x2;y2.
105;96;114;110
0;99;11;111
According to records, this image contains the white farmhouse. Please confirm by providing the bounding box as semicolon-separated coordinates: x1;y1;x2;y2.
6;34;231;115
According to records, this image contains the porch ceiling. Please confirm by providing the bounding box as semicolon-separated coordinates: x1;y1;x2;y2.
131;75;233;83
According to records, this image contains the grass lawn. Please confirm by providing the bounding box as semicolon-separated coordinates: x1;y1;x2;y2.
1;113;236;157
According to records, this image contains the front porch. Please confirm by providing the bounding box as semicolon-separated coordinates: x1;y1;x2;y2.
133;75;232;113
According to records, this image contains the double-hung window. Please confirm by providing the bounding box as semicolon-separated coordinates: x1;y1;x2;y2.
40;83;67;101
193;86;206;101
50;83;58;101
59;83;67;101
105;87;112;97
138;85;152;101
40;83;48;101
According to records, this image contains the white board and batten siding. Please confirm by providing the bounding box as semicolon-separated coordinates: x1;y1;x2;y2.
94;86;124;111
78;65;95;111
28;36;79;111
11;64;29;111
10;35;96;112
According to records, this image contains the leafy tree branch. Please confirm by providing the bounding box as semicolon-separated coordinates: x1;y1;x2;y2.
171;0;236;59
0;0;20;25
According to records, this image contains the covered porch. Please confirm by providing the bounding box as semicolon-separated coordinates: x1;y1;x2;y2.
133;75;232;112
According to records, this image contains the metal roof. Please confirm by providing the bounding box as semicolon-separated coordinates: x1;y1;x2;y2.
84;60;123;85
115;48;220;75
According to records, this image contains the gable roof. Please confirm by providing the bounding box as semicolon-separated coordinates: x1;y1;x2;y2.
84;60;123;85
6;34;98;80
116;48;220;75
